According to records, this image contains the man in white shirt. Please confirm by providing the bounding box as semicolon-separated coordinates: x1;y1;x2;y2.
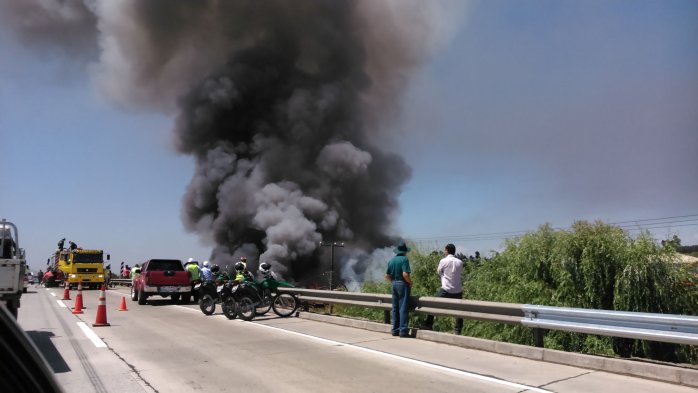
422;243;464;335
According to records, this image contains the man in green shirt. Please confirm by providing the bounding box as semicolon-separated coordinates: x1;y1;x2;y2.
385;241;413;337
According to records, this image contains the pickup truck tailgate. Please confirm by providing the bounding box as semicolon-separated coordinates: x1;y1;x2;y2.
145;271;190;286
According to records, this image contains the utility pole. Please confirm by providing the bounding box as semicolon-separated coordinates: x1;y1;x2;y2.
319;241;344;290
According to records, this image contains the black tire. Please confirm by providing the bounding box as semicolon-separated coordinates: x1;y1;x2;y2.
137;289;147;305
272;293;298;317
255;289;273;316
6;300;18;318
222;298;238;320
23;287;27;294
171;294;180;303
199;295;216;315
131;286;139;301
237;296;256;321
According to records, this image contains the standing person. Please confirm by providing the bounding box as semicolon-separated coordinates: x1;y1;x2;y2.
104;265;111;288
385;241;413;338
37;270;44;287
185;258;202;303
130;264;141;280
422;243;464;335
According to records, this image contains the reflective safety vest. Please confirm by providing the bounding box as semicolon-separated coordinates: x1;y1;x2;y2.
187;263;200;280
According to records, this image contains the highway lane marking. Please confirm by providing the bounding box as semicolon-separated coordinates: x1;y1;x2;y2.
77;322;107;348
50;292;56;297
172;305;550;392
57;300;67;308
250;322;552;393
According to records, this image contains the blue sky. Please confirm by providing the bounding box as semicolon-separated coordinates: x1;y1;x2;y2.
1;0;696;273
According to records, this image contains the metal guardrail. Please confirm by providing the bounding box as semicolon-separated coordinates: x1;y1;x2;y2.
279;287;698;346
522;305;698;346
109;278;132;287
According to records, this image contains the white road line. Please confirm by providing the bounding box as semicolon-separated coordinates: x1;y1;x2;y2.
171;305;549;392
57;300;67;308
251;323;551;393
50;292;56;297
173;305;199;312
77;322;107;348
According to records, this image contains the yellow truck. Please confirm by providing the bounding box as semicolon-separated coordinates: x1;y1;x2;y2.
53;248;110;289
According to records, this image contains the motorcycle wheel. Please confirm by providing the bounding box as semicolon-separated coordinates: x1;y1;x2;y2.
222;298;238;320
237;296;256;321
272;293;298;317
255;289;273;316
199;294;216;315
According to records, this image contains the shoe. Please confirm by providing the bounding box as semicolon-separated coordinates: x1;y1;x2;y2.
399;334;409;338
392;332;399;336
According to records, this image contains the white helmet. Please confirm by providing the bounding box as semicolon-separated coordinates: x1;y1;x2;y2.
187;257;195;263
203;260;209;267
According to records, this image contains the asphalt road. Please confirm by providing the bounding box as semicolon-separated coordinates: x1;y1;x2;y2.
16;286;696;393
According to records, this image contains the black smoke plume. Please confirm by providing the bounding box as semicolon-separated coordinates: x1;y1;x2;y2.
1;0;448;283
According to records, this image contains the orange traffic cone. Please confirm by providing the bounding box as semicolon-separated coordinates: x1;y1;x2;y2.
93;285;110;327
117;296;128;311
72;282;84;314
62;282;71;300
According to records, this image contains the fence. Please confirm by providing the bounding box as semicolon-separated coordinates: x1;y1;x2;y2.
278;288;698;347
109;278;131;287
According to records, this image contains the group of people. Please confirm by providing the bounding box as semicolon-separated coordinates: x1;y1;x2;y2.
385;241;464;338
182;256;255;302
35;267;64;287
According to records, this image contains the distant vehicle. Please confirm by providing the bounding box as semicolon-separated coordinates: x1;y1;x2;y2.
131;259;191;305
51;247;109;289
26;272;36;285
1;219;27;318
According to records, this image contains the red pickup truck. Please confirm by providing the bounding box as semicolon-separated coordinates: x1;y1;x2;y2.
130;259;191;305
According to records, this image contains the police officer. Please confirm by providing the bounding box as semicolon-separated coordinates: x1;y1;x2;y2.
201;260;213;282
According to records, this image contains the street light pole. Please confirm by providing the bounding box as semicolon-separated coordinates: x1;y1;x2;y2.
319;241;344;290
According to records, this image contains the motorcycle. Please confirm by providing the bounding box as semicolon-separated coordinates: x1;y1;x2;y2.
196;281;221;315
219;278;257;321
196;271;234;316
254;268;298;317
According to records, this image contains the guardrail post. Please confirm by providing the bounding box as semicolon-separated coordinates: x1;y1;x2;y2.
384;310;391;324
533;328;546;348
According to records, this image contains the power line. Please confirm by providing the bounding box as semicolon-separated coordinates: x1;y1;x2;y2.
408;214;698;243
607;214;698;225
